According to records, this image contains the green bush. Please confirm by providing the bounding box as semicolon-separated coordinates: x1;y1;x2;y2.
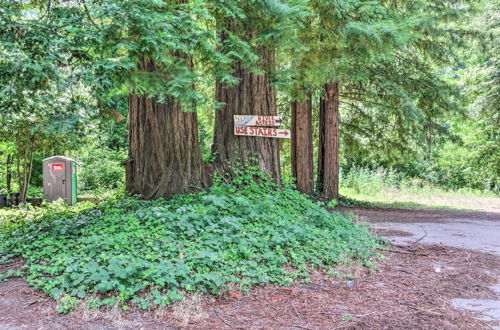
70;146;126;194
0;167;382;312
342;167;398;194
341;166;498;197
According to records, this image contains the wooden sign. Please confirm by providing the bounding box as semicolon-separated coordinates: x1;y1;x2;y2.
234;126;291;139
234;115;283;127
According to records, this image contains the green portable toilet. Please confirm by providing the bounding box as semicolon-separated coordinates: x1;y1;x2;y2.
42;156;77;205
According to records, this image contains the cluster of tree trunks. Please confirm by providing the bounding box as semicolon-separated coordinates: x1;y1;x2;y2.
290;82;341;201
127;74;342;200
127;69;341;200
126;16;340;200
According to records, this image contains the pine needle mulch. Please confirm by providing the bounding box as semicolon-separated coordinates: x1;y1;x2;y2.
187;243;499;329
0;243;498;329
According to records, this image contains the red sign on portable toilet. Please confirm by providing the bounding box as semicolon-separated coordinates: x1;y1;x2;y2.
51;163;64;172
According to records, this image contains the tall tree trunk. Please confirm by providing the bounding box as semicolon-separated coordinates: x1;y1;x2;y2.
6;154;12;196
317;82;340;201
14;136;33;204
23;147;34;204
15;136;24;202
213;32;281;182
291;96;314;194
125;57;205;200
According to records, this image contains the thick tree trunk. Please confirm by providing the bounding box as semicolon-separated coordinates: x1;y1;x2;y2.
125;57;205;200
317;82;340;201
213;42;281;182
291;96;314;194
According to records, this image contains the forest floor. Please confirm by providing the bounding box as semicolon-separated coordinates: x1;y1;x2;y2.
0;207;499;329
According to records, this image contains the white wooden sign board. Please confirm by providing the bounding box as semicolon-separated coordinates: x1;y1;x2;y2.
234;126;291;139
234;115;283;127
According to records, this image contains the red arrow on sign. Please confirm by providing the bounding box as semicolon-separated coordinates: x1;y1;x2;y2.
234;126;291;139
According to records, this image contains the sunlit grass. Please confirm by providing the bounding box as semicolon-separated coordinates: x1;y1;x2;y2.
341;187;500;212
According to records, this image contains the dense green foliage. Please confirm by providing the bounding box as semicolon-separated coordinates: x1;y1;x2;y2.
0;0;498;196
69;145;126;194
340;166;497;198
336;1;498;192
0;169;380;312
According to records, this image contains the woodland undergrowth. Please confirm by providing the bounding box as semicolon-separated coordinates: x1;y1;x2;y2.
0;167;382;313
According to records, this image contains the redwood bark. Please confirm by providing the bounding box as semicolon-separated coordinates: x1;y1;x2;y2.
125;57;205;200
291;96;314;194
213;32;281;182
317;82;340;201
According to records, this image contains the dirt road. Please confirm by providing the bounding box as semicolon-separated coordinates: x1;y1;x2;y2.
349;207;500;327
0;207;498;329
347;207;500;254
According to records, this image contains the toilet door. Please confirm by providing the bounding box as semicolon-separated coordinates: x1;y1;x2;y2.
46;162;67;202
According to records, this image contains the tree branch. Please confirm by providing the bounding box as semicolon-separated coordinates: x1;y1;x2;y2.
81;0;98;28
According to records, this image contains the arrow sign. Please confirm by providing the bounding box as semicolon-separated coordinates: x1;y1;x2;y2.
234;115;283;127
234;126;291;139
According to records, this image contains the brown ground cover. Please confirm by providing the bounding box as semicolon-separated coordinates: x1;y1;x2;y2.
0;243;498;329
187;243;499;329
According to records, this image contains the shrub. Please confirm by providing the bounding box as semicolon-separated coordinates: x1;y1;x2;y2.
70;146;126;194
342;167;399;194
0;167;382;312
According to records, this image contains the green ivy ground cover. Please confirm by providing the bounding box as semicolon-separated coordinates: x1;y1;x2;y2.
0;172;382;313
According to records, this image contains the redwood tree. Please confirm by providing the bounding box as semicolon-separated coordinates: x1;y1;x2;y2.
317;82;340;200
119;1;209;199
286;0;410;199
213;46;281;182
211;2;305;183
125;57;205;200
291;96;314;194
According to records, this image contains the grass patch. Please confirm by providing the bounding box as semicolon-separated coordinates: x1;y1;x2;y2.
340;167;499;211
341;187;500;211
342;166;498;198
0;168;382;313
